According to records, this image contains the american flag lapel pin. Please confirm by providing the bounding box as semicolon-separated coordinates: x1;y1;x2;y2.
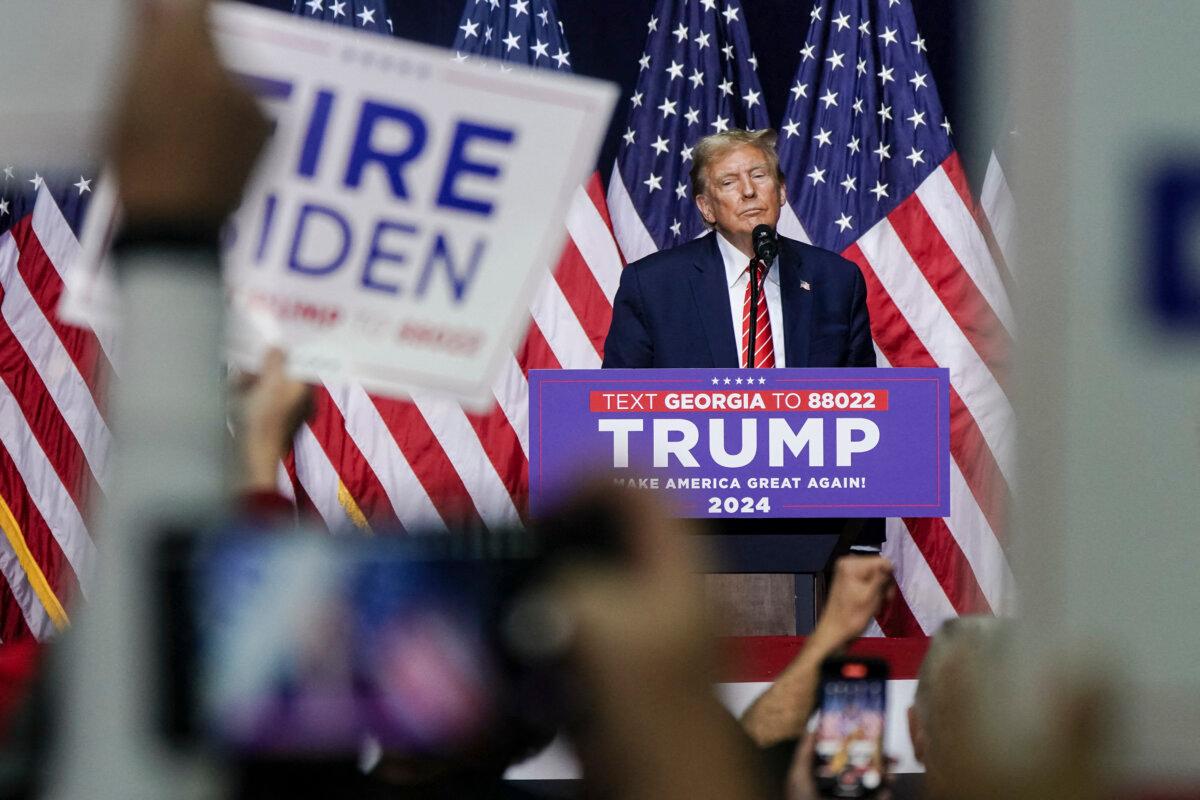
800;280;811;291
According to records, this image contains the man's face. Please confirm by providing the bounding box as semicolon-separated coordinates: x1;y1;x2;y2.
695;143;786;241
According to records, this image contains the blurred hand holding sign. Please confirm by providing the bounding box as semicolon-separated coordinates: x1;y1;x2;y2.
62;3;616;405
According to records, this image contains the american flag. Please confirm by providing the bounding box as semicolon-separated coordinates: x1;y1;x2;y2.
0;168;105;642
607;0;770;261
776;0;1015;635
292;0;393;34
278;0;624;537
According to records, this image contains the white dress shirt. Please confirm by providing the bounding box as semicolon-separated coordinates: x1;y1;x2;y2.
716;231;786;367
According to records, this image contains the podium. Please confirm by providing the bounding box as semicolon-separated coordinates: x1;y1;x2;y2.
529;367;950;634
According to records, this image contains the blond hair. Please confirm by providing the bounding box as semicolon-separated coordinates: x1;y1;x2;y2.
689;128;784;196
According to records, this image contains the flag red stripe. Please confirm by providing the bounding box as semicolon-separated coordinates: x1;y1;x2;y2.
0;445;79;612
516;321;562;376
940;152;976;214
0;310;95;511
464;407;529;519
552;237;612;359
874;583;924;637
368;396;482;527
9;219;111;403
584;171;620;243
306;388;400;530
887;194;1012;388
844;244;1011;545
0;571;33;642
905;517;993;615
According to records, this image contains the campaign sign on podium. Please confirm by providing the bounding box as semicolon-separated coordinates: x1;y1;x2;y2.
529;368;950;519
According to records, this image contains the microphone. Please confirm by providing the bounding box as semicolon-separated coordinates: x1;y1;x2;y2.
752;224;778;264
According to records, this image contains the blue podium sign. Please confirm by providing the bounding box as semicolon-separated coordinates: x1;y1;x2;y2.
529;368;950;519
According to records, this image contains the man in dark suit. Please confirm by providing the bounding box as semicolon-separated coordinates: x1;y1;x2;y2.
603;128;882;554
603;128;875;372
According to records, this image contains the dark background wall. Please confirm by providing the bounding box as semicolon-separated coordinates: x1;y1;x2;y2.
247;1;991;187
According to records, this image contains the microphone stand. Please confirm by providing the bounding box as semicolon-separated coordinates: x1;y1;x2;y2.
747;257;760;369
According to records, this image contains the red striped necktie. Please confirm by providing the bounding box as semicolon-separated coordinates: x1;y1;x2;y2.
740;260;775;368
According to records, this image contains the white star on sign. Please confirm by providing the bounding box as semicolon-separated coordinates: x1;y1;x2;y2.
724;377;732;385
676;182;688;199
807;166;826;185
644;173;663;193
877;104;893;122
782;119;801;138
820;89;838;108
305;0;322;14
718;78;734;96
531;39;549;59
870;180;889;201
673;22;689;42
878;65;895;85
813;127;832;147
695;31;710;49
790;80;809;100
722;5;740;24
907;109;926;128
874;142;891;160
907;147;925;167
665;60;684;80
74;176;92;194
623;128;636;146
712;115;730;133
631;91;643;107
502;31;521;51
712;377;720;386
735;377;744;384
826;50;845;70
879;26;898;45
357;6;375;25
689;68;705;89
639;52;651;70
841;174;857;193
652;136;670;155
685;107;701;125
330;0;346;17
835;213;853;232
552;48;570;67
743;89;761;108
910;71;928;91
511;0;529;16
800;42;815;61
847;136;861;154
658;98;677;118
912;34;927;52
681;144;694;162
758;377;766;384
833;11;850;30
459;19;479;38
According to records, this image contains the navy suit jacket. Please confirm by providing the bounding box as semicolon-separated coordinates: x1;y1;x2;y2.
602;231;875;369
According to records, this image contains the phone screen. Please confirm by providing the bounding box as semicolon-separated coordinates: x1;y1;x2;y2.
813;658;888;798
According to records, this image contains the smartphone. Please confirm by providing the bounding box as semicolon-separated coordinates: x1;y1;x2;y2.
159;526;563;758
812;657;888;798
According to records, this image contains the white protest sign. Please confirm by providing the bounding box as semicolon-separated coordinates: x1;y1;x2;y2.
64;3;617;405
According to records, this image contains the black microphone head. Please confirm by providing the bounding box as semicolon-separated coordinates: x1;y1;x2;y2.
752;224;778;262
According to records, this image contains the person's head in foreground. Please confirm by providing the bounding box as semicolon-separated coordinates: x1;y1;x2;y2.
691;128;787;256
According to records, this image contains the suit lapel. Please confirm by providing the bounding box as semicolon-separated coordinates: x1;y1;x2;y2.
779;238;814;367
687;232;739;367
